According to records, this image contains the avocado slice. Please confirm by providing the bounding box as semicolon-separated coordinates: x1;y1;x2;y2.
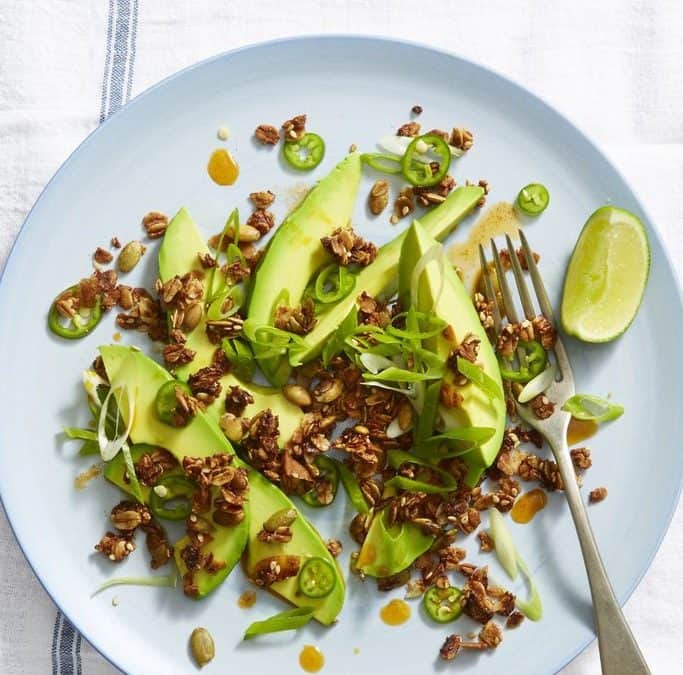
244;471;345;625
99;345;250;599
247;152;362;384
99;346;344;622
398;221;506;486
357;509;433;578
202;374;302;443
158;206;225;382
295;185;484;364
157;208;305;443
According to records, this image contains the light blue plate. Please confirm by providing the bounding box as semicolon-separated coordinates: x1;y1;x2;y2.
0;36;681;675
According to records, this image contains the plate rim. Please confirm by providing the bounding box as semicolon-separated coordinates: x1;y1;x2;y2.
1;33;681;675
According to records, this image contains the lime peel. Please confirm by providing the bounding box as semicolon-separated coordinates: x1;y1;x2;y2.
561;206;650;343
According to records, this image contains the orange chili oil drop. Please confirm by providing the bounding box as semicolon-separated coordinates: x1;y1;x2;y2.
380;598;411;626
237;590;256;609
567;417;599;446
299;645;325;673
511;488;548;524
207;148;239;186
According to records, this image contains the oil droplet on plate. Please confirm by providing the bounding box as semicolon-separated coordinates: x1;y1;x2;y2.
299;645;325;673
237;590;256;609
567;417;599;446
112;332;122;342
511;488;548;524
207;148;239;186
380;598;411;626
353;647;360;655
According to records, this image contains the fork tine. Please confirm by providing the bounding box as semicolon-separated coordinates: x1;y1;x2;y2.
518;230;556;324
490;240;520;324
518;230;573;378
505;234;536;320
478;244;502;333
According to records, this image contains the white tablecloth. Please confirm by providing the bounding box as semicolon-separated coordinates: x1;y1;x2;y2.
0;1;680;673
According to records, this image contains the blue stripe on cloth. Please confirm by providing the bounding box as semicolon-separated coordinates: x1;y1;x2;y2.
59;617;76;674
53;0;139;671
107;0;131;119
126;0;139;103
76;632;83;675
51;612;62;674
99;0;115;124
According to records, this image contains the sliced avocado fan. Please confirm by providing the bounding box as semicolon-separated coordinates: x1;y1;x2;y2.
99;345;344;623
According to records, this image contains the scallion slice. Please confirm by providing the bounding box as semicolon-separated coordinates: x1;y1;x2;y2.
97;386;135;462
456;357;503;400
488;508;518;580
486;509;543;621
243;607;315;640
336;460;370;515
515;555;543;621
562;394;624;423
363;366;443;383
63;427;97;441
518;364;556;404
221;337;255;381
91;573;177;597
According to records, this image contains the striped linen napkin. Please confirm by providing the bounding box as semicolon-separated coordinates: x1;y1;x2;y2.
0;1;681;674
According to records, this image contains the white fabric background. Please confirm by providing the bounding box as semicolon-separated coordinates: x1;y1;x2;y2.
0;1;681;673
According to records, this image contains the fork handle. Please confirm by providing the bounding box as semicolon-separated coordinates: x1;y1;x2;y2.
550;439;651;675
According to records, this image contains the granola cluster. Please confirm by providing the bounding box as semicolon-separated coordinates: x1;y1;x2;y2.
95;501;172;569
133;448;178;487
167;454;250;596
320;227;377;267
274;297;316;335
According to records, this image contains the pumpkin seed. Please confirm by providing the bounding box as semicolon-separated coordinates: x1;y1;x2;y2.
219;413;244;442
190;627;215;668
263;508;297;532
183;302;203;332
282;384;312;407
117;240;145;272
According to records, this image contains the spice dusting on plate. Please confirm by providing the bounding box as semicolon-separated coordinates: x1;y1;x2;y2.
74;464;102;490
207;148;239;186
449;201;522;293
299;645;324;673
511;488;548;524
380;598;411;626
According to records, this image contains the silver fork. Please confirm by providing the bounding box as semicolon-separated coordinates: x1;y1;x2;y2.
480;231;651;675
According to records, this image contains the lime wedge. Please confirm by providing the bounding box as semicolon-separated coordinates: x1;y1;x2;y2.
561;206;650;342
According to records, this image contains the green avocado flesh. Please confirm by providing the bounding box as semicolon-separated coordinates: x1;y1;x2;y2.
357;511;433;578
398;221;506;486
358;219;505;577
295;185;484;364
99;346;343;621
158;207;304;444
247;152;362;384
99;344;249;598
158;206;221;381
244;471;345;625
